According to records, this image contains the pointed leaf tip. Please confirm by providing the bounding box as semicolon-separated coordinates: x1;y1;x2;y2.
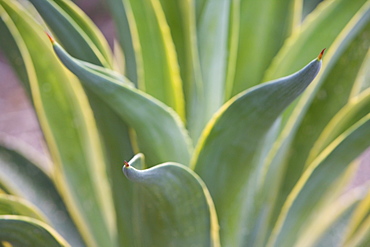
318;48;326;60
123;161;130;168
45;32;55;44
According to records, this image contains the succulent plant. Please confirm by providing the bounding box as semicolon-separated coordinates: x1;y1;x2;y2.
0;0;370;246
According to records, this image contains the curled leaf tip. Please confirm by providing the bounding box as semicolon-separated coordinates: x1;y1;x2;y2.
123;160;130;168
318;48;326;60
45;32;55;44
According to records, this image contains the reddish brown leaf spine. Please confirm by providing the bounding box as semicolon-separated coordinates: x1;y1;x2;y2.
124;161;130;168
318;48;326;60
45;32;55;44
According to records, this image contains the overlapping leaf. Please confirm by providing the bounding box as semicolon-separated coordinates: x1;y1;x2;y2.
121;0;185;119
0;194;46;222
192;0;230;141
0;1;115;246
268;114;370;247
0;215;69;247
0;135;84;247
192;54;322;246
50;39;192;167
294;187;368;247
105;0;137;82
258;5;370;237
265;0;369;80
229;0;296;96
28;0;112;68
123;154;220;247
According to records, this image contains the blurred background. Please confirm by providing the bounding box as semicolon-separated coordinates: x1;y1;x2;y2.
0;0;369;188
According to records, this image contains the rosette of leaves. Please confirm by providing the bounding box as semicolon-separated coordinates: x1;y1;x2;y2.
0;0;370;246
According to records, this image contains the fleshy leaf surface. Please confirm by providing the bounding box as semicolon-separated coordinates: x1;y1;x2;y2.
0;215;70;247
0;194;46;222
0;1;116;246
28;0;112;68
121;0;185;119
123;154;220;247
228;0;295;96
50;40;192;166
192;53;322;246
0;135;85;247
269;114;370;247
294;187;368;247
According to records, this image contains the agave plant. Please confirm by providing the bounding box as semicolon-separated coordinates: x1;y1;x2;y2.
0;0;370;246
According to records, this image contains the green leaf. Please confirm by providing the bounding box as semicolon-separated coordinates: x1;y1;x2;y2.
272;14;370;216
309;88;370;164
0;194;46;222
123;154;220;247
0;14;30;93
0;135;85;247
0;1;116;246
288;19;370;160
91;109;136;247
228;0;296;96
158;0;204;143
268;114;370;247
294;187;367;247
192;54;322;246
265;0;369;81
27;4;140;246
157;0;197;94
105;0;137;82
351;48;370;96
343;186;370;247
259;5;370;236
31;4;139;246
302;0;323;19
28;0;112;68
121;0;185;119
192;0;230;141
0;215;70;247
51;40;192;166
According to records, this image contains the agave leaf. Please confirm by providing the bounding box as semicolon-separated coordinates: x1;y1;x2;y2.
274;15;370;210
0;135;84;247
309;88;370;164
342;184;370;246
191;0;230;141
155;0;205;143
28;4;139;245
29;3;139;245
158;0;197;95
265;0;369;81
259;5;370;235
0;215;70;247
0;1;115;246
268;114;370;247
50;39;192;166
37;4;139;246
0;14;30;93
228;0;296;96
27;0;112;68
123;154;220;247
294;186;368;247
192;53;322;246
351;48;370;96
120;0;185;120
105;0;137;82
344;216;370;247
284;19;370;169
0;194;46;222
302;0;324;19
